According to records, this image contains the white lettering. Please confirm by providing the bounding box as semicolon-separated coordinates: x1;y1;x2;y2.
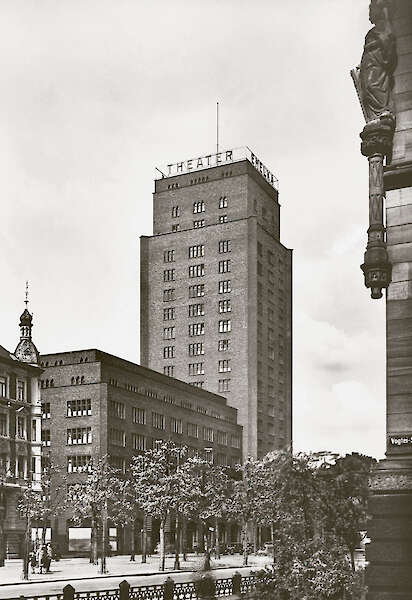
187;159;193;170
197;158;204;168
226;150;233;161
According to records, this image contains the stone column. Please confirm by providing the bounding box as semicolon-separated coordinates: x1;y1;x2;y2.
361;2;412;599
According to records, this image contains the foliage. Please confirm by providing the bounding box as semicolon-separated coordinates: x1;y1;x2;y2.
252;537;364;600
317;452;376;570
66;455;120;565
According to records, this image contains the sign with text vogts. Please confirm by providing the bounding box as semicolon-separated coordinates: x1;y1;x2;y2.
156;147;278;190
388;434;412;448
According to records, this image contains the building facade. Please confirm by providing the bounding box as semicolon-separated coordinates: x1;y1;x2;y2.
0;308;42;559
140;148;292;458
39;348;242;553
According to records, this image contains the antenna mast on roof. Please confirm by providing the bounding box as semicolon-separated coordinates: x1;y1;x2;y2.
216;101;219;154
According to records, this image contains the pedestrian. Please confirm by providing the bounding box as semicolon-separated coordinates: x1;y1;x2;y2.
29;549;37;574
45;543;52;573
36;544;43;574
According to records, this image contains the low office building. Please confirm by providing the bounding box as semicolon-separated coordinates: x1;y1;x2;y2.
0;307;42;559
39;348;242;554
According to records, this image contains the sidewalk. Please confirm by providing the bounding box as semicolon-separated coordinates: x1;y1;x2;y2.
0;553;270;586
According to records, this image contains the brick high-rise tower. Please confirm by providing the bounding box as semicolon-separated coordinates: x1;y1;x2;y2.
140;147;292;458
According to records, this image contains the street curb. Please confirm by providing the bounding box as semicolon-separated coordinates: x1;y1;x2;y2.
0;563;257;587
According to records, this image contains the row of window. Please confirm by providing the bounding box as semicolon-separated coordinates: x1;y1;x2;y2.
163;260;231;281
104;418;240;445
0;377;27;400
0;413;27;438
171;215;228;231
163;280;231;302
171;197;228;219
163;320;232;339
164;300;231;321
164;241;231;264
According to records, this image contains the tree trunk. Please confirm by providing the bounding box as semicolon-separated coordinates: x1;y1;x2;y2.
0;518;4;567
130;522;135;561
41;520;47;545
159;517;166;571
22;513;31;580
100;501;108;574
141;514;147;563
242;521;248;567
173;512;180;570
90;517;98;565
271;522;275;566
349;548;356;572
215;517;220;559
203;523;211;571
181;517;186;561
198;521;204;553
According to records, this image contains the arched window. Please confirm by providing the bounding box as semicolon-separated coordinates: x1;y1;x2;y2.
71;377;75;385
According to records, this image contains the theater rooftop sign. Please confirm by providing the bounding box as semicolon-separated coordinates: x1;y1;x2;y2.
155;146;278;190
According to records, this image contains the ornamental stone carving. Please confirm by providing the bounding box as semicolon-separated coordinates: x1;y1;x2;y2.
360;0;397;122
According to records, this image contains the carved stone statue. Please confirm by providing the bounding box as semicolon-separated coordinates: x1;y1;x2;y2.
359;0;397;121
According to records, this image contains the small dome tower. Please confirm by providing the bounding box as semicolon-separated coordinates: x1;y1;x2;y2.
14;282;40;365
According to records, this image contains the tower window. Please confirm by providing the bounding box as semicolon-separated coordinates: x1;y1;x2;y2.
189;343;204;356
218;359;231;373
172;224;180;232
218;319;231;333
219;215;228;223
164;269;176;282
163;365;175;377
189;362;205;376
218;260;231;274
193;201;205;214
218;280;231;294
189;264;205;278
189;284;205;298
218;379;230;393
163;288;176;302
218;339;231;352
219;196;228;209
163;327;175;340
163;307;176;320
193;220;205;228
218;240;231;253
189;244;204;259
164;250;175;263
163;346;175;359
189;303;205;317
172;206;180;218
219;300;231;313
189;323;205;336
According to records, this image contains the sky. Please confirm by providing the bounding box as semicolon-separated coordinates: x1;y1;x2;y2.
0;0;387;459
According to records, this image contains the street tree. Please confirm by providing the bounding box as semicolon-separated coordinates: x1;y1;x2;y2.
130;441;183;571
66;456;119;572
17;483;44;580
317;452;376;571
226;457;265;566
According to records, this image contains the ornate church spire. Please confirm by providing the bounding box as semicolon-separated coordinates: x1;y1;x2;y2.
14;282;40;365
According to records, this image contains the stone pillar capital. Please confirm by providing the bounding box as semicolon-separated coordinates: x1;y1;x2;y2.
360;113;396;158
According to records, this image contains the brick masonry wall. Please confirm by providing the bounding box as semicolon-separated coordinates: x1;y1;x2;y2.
141;159;292;458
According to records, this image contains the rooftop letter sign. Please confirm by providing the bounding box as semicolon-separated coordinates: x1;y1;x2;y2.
155;146;278;190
